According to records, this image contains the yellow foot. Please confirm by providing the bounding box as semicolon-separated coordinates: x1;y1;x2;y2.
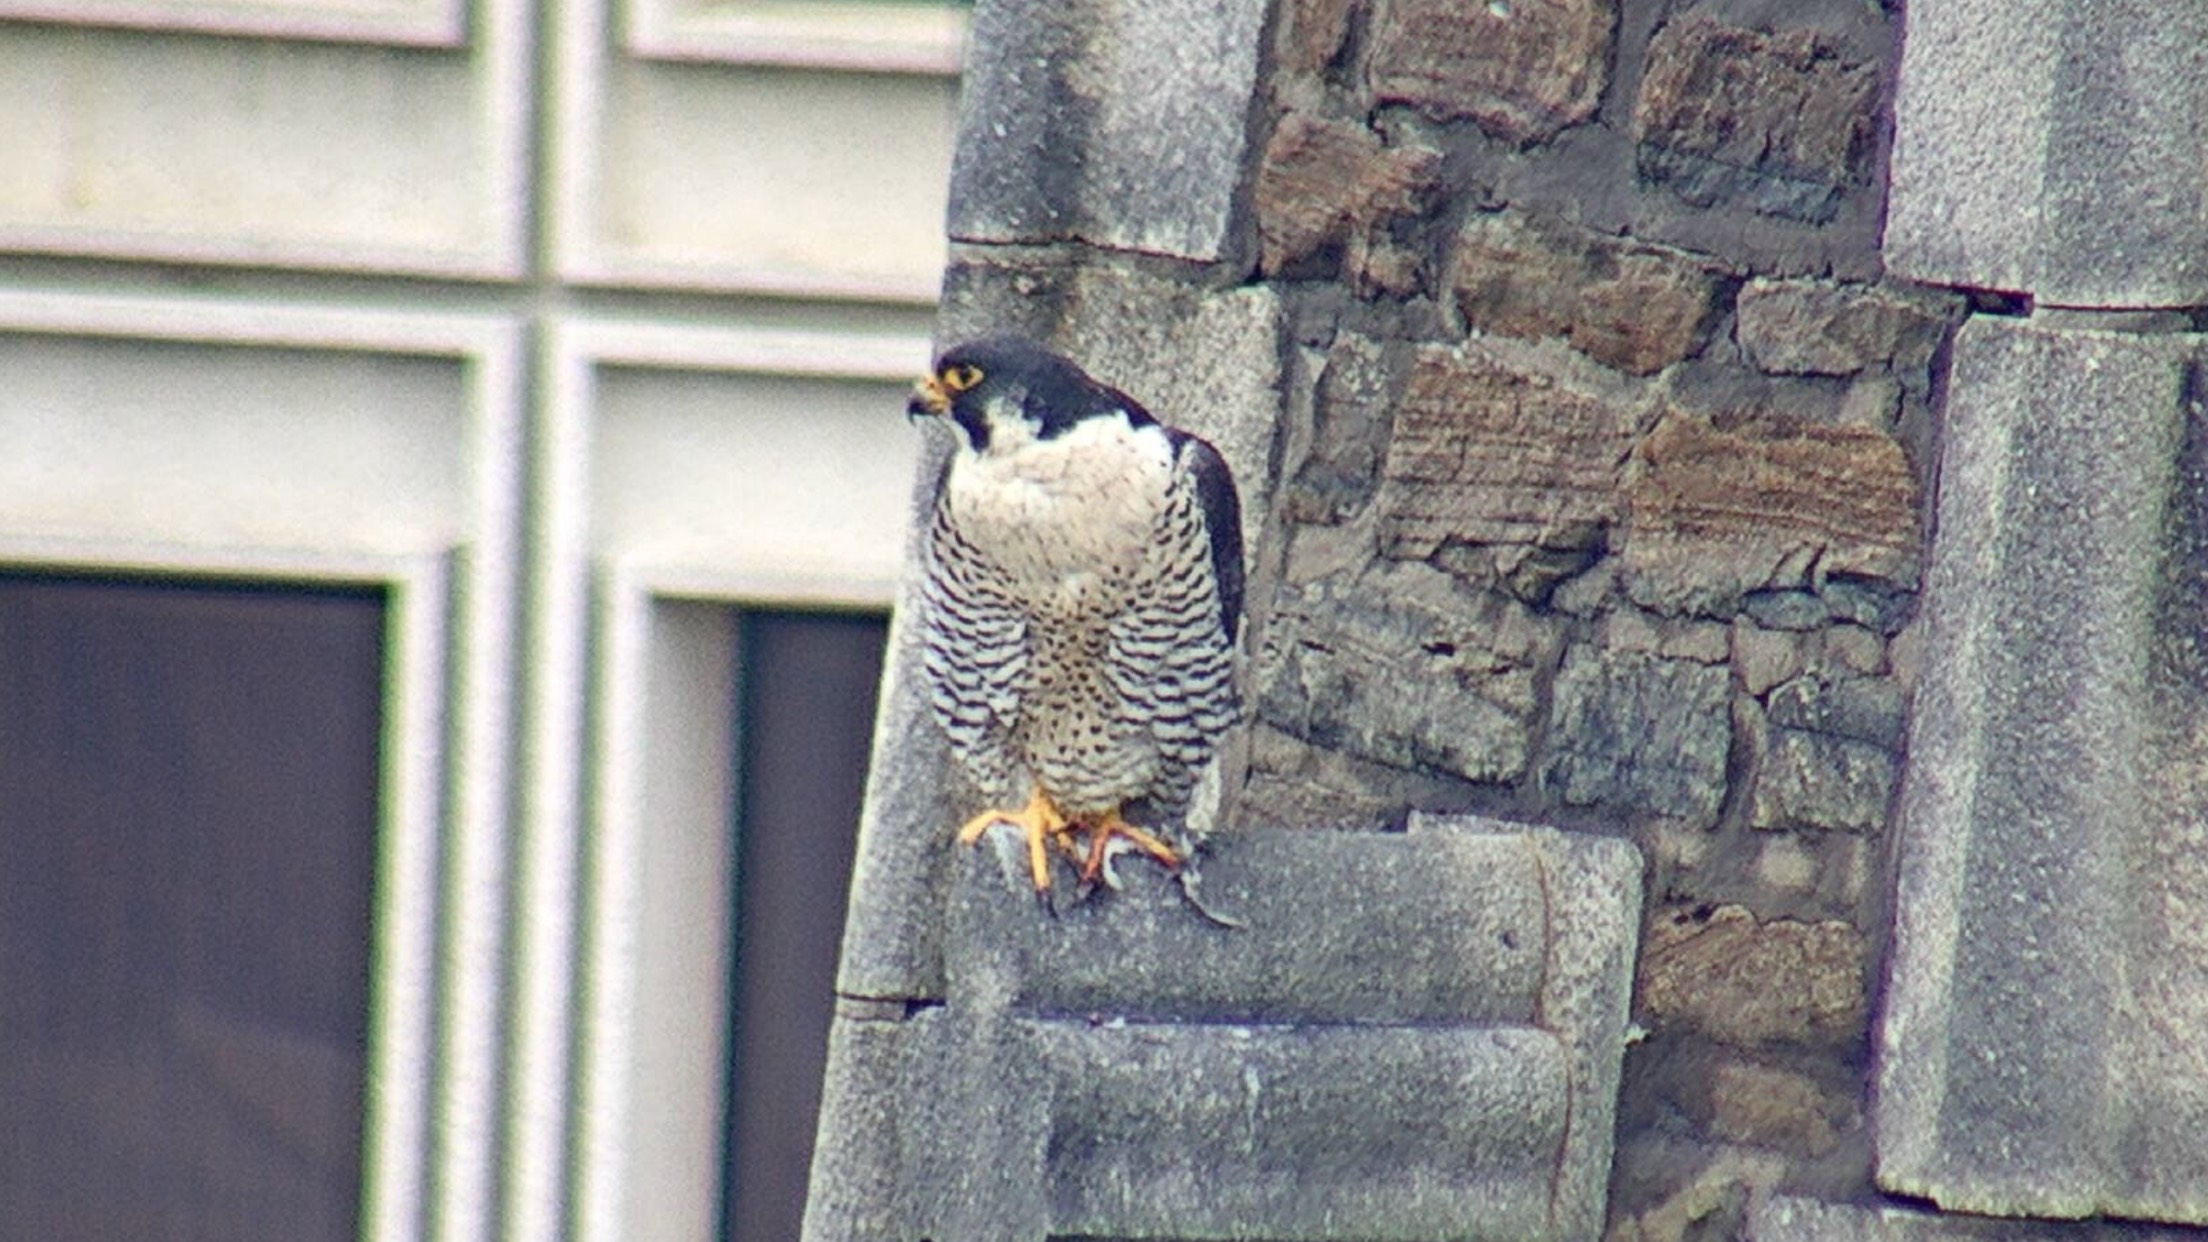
956;788;1074;894
1076;807;1183;888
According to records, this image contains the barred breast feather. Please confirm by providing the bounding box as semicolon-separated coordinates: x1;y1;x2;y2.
917;420;1243;822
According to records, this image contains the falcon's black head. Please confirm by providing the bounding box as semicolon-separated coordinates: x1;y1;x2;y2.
908;336;1155;453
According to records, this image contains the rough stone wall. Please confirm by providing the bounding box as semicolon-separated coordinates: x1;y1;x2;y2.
1244;2;1955;1234
924;0;1964;1234
819;0;2208;1235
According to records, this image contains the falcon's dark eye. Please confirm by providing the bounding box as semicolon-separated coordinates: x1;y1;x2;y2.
941;363;984;393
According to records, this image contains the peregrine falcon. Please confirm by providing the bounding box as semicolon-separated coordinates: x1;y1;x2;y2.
906;337;1244;902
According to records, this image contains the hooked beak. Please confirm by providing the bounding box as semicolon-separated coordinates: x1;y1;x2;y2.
907;374;951;421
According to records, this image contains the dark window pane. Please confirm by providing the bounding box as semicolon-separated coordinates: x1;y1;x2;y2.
0;574;384;1242
721;609;888;1242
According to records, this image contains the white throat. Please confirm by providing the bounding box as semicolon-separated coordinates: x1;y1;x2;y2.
943;413;1175;588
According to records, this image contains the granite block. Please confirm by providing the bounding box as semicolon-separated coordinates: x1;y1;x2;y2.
1885;0;2208;306
945;0;1268;262
1876;315;2208;1222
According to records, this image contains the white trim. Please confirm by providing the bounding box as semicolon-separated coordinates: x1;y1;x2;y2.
502;325;599;1242
623;0;965;74
433;311;527;1242
565;318;933;383
362;556;454;1242
0;0;464;46
0;287;515;357
517;319;923;1241
549;0;956;300
562;255;947;306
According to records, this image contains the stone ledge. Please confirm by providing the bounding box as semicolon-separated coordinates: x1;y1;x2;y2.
1750;1195;2208;1241
805;819;1644;1241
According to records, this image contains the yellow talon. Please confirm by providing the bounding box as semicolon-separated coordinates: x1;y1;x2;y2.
955;787;1074;893
1077;806;1183;887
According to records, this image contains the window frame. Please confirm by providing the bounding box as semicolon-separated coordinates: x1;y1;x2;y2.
519;320;925;1241
0;289;525;1242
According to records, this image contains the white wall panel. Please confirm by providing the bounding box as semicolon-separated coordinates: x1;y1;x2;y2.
0;2;528;274
555;0;959;299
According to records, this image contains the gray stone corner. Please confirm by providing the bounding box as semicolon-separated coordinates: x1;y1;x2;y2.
1874;315;2208;1224
946;0;1270;264
1884;0;2208;306
805;818;1645;1241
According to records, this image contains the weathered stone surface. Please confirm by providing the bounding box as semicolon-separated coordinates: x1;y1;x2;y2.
1706;1059;1856;1157
1598;606;1728;665
1885;0;2208;306
1735;279;1961;377
946;0;1269;261
1733;619;1806;697
1877;316;2208;1223
1239;723;1488;832
1765;671;1905;747
1284;333;1399;524
1621;411;1920;617
1740;588;1830;632
1748;671;1907;835
1255;111;1441;277
1452;211;1726;375
1748;1194;2208;1241
1640;904;1867;1046
1257;560;1554;786
1750;728;1895;835
1542;643;1731;825
960;831;1550;1026
1044;1022;1565;1239
1367;0;1615;145
1609;1142;1786;1242
804;824;1645;1241
1634;14;1878;223
802;1007;927;1239
1277;0;1357;77
1345;231;1426;300
1820;624;1886;676
1375;341;1650;557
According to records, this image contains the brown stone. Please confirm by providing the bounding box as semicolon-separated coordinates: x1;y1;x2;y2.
1374;343;1643;558
1633;14;1879;222
1706;1059;1856;1157
1278;0;1358;77
1638;903;1867;1046
1620;411;1920;615
1255;111;1442;277
1368;0;1616;145
1735;278;1962;377
1451;211;1724;375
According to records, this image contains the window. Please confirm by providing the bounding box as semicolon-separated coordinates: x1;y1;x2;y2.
722;608;890;1240
0;574;385;1241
